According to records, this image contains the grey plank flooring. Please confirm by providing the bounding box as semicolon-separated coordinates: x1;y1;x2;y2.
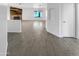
7;20;79;56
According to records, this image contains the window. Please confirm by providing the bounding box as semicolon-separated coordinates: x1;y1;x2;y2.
34;10;42;18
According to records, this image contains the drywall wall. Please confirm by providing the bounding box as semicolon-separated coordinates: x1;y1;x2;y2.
46;3;62;37
61;3;75;37
7;6;10;20
0;5;7;56
76;3;79;39
8;20;21;32
46;3;75;37
22;8;47;20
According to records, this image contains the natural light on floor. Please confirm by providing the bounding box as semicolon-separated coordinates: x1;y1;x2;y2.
33;21;43;30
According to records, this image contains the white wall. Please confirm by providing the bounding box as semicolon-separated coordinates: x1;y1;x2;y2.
61;3;75;37
76;3;79;39
46;3;62;37
22;8;47;20
46;3;75;37
0;5;7;56
7;6;10;20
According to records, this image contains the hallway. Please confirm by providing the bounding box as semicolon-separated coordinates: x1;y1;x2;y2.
7;20;79;56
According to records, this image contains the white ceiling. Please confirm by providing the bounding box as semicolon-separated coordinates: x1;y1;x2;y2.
0;3;47;8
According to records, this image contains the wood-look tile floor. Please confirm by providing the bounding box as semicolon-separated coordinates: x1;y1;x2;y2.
7;20;79;56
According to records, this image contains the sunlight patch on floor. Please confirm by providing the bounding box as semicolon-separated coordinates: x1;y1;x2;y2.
33;21;43;30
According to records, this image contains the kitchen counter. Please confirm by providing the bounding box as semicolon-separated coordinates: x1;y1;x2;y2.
7;20;21;32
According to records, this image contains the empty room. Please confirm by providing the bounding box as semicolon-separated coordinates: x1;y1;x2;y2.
0;3;79;56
